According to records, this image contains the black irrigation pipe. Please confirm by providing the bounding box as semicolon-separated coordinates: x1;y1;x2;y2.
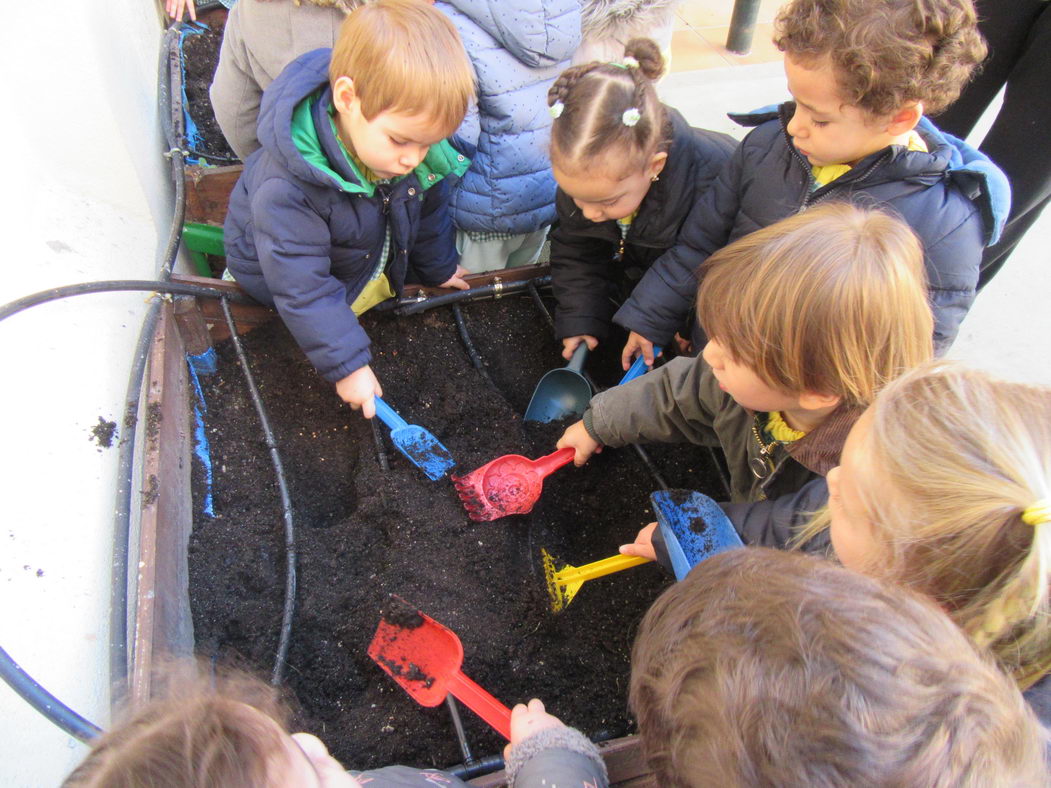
218;298;298;686
450;302;498;391
370;418;391;472
525;289;670;492
0;646;102;743
394;275;551;316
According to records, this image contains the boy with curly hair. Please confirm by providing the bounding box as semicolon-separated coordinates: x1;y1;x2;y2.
615;0;1009;362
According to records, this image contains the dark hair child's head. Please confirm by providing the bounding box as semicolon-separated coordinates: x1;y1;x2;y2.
548;38;669;178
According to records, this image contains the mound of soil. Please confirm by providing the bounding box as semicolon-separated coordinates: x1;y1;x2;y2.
189;293;724;771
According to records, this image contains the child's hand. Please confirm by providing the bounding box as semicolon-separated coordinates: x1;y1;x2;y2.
622;331;658;371
438;265;471;291
556;420;602;466
503;698;567;759
335;365;382;418
291;733;364;786
619;522;658;561
561;335;598;361
674;332;693;355
165;0;196;21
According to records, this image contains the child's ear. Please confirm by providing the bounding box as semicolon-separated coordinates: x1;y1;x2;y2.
797;390;841;411
648;151;668;180
332;76;358;115
885;101;923;135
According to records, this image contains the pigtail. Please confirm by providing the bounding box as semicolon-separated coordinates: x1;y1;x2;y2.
970;506;1051;687
547;62;603;109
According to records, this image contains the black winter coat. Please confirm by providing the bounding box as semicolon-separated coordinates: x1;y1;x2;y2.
613;105;1011;352
548;107;736;341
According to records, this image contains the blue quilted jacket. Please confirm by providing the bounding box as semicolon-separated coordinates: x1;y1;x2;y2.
223;49;468;383
614;104;1011;352
437;0;580;234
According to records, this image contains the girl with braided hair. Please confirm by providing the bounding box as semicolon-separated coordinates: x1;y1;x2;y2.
546;38;735;364
799;358;1051;723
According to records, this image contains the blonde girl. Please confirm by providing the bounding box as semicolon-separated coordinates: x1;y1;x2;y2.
807;359;1051;711
546;38;735;366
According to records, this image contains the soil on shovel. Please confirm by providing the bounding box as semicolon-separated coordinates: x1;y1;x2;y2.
188;293;725;771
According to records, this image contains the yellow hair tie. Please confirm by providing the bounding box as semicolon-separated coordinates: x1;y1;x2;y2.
1022;500;1051;526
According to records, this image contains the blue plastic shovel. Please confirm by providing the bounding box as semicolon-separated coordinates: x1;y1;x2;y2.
650;489;743;581
373;397;456;481
524;344;592;423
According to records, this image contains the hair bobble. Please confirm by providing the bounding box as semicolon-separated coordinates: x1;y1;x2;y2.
622;56;639;69
1022;500;1051;526
622;107;642;127
549;101;565;119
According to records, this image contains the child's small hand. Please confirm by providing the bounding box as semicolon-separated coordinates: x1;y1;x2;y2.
438;265;471;291
674;332;693;355
556;420;602;466
335;365;382;418
165;0;196;21
622;331;657;371
561;335;598;361
503;698;567;759
619;522;658;561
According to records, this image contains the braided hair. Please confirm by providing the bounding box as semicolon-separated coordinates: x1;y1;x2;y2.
548;38;671;177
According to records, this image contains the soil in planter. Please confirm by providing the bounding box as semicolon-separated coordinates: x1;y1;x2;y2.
181;14;238;162
188;293;725;771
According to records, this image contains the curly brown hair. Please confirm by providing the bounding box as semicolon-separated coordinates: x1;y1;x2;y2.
774;0;987;117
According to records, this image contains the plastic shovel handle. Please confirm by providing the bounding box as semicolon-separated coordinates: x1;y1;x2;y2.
446;670;512;740
559;553;651;584
373;397;408;431
618;345;663;385
564;342;589;374
533;447;576;477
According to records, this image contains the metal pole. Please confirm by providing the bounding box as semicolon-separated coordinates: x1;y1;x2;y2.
727;0;762;55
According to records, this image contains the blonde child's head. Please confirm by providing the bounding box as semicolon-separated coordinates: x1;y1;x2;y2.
813;359;1051;688
630;547;1049;787
328;0;474;179
62;666;360;787
698;202;933;412
772;0;985;168
548;38;669;223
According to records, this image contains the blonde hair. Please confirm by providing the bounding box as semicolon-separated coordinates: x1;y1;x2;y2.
630;548;1049;787
799;360;1051;688
698;203;934;408
63;667;293;788
329;0;474;136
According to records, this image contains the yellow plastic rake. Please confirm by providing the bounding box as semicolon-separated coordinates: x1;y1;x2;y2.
542;548;651;613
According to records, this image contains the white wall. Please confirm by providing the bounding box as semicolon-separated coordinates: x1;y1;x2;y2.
0;2;175;785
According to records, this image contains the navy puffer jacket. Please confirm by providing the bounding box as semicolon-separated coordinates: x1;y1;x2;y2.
438;0;580;234
224;49;468;383
614;104;1011;352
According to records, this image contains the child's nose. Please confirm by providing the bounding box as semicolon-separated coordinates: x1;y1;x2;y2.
582;205;605;222
786;113;806;139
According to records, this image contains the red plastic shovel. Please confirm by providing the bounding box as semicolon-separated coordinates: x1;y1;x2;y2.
452;447;575;521
367;597;512;739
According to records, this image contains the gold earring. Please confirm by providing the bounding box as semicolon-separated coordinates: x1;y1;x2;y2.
651;174;660;182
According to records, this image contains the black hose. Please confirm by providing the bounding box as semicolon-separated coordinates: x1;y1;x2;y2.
445;696;474;765
527;280;556;333
0;646;101;742
396;276;551;316
446;754;505;780
450;303;497;390
218;299;297;686
370;417;390;472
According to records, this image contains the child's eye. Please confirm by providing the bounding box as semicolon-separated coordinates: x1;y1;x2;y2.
812;120;830;128
389;137;407;146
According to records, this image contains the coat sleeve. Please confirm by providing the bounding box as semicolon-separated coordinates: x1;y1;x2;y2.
718;477;832;553
612;145;744;344
922;220;981;353
407;178;460;285
549;198;619;340
504;725;608;788
585;356;722;448
208;2;263;161
348;765;470;786
252;177;372;382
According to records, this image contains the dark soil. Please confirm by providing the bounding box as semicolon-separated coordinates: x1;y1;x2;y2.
188;293;724;771
180;14;238;162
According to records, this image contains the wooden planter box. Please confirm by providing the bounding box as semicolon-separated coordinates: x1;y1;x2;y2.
130;267;652;786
